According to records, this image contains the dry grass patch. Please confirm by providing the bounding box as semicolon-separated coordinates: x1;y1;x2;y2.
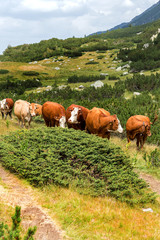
18;65;46;71
33;186;160;240
0;203;14;228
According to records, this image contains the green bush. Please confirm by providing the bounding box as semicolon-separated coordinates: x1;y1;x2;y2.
0;127;156;205
144;149;160;168
0;69;9;74
22;71;39;76
0;206;36;239
85;61;99;65
108;75;120;80
68;74;105;83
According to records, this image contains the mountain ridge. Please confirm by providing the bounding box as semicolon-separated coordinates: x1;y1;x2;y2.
90;1;160;35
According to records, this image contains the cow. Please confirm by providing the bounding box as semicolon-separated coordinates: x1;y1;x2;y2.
85;107;123;139
14;100;37;128
30;103;42;116
0;98;14;120
66;104;90;130
42;101;66;128
126;115;152;149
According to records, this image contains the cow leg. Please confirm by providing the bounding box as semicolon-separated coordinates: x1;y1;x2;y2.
143;135;147;145
126;132;131;143
51;120;55;127
9;111;13;120
140;138;144;149
21;117;25;128
136;135;140;149
106;133;110;140
44;120;50;127
140;135;145;149
1;112;4;119
5;112;8;120
85;126;91;134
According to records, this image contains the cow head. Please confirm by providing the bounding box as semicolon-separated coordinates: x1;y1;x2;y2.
29;103;39;117
68;107;81;124
106;115;123;133
143;123;151;136
55;116;66;128
0;99;7;109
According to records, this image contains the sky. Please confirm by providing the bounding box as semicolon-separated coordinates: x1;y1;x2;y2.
0;0;158;54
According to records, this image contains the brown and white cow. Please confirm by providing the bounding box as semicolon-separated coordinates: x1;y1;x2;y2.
30;103;42;116
66;104;90;130
85;107;123;139
0;98;14;119
42;101;66;128
126;115;152;149
14;100;37;128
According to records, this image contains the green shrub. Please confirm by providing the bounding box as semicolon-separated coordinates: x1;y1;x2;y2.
68;74;105;83
85;61;99;65
0;127;156;205
97;55;105;59
0;206;36;239
108;75;120;80
22;71;39;76
144;149;160;168
0;69;9;74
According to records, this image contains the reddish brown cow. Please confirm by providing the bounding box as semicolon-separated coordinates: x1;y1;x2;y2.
66;104;90;130
126;115;152;149
85;107;123;139
42;101;66;128
0;98;14;119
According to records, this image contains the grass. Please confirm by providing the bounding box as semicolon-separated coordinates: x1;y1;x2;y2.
0;118;160;239
33;185;160;240
0;50;132;88
0;48;160;238
0;203;14;228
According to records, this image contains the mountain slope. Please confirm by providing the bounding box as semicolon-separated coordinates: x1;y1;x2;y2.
91;1;160;35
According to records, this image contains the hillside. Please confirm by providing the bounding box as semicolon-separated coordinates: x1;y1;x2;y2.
90;1;160;35
0;18;160;239
1;17;160;64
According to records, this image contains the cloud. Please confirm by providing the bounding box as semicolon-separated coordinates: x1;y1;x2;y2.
0;0;158;54
20;0;59;12
123;0;134;7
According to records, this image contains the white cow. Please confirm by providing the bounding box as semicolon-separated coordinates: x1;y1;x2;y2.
14;100;36;128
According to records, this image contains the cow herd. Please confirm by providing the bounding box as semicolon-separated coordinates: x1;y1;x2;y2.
0;98;156;149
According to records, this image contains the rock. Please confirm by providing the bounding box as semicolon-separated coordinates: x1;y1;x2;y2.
91;80;104;89
116;66;122;71
133;92;141;96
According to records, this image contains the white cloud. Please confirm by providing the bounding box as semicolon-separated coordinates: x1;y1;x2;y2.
0;0;159;54
123;0;134;7
20;0;59;12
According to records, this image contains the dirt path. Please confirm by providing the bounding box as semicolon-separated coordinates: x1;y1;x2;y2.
0;166;63;240
140;172;160;195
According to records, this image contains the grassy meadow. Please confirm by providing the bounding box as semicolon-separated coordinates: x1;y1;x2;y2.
0;115;160;240
0;45;160;239
0;49;130;88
